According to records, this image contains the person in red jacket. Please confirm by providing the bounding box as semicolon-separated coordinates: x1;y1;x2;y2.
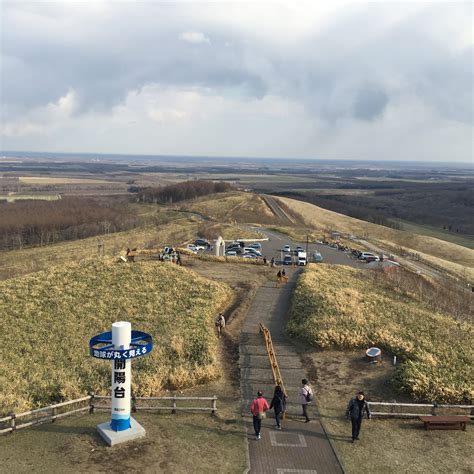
250;391;269;440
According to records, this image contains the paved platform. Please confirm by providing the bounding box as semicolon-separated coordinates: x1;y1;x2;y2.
239;269;343;474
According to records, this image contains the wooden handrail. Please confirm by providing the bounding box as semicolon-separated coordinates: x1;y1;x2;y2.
259;322;287;398
0;394;219;435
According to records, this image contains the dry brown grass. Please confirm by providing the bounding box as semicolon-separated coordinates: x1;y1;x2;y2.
180;191;278;224
288;264;474;403
0;216;199;281
279;196;474;279
0;259;232;414
311;350;474;474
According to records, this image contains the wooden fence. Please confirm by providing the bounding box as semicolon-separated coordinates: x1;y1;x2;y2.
0;394;218;436
368;401;474;419
259;322;287;398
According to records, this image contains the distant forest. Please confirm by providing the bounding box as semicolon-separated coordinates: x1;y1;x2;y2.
0;197;140;250
273;183;474;235
135;180;233;204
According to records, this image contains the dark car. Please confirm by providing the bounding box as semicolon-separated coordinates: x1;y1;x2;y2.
194;239;211;249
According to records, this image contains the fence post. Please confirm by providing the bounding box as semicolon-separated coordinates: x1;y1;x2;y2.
432;403;437;416
172;395;177;414
52;405;57;422
211;395;217;416
132;392;137;413
8;412;16;433
89;392;95;414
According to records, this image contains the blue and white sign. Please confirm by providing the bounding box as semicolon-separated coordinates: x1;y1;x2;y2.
89;330;153;360
89;323;153;432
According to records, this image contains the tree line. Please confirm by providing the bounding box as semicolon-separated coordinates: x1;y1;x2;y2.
134;180;233;204
0;197;140;250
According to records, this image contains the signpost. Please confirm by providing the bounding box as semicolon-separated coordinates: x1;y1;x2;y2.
89;322;153;446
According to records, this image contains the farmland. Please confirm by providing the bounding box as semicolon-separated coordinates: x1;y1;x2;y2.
0;259;232;414
287;264;474;403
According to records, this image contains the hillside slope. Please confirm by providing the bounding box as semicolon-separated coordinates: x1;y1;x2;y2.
0;259;232;414
279;196;474;279
288;264;473;403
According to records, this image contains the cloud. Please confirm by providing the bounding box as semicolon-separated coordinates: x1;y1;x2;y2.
180;31;210;44
0;1;472;161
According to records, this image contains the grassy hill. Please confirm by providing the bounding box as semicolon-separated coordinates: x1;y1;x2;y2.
0;259;232;414
180;191;279;224
288;264;473;403
278;196;474;280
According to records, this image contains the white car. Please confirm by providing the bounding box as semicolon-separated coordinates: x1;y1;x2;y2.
186;244;199;253
359;252;376;261
282;245;291;252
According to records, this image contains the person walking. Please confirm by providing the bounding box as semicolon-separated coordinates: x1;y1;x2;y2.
270;257;275;267
214;313;225;338
346;391;371;442
299;379;313;422
250;391;269;440
270;385;286;430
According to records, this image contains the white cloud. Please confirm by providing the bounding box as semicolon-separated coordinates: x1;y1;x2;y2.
0;1;472;161
180;31;210;44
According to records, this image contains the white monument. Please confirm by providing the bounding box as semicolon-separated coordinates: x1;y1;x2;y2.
90;321;152;446
215;235;225;256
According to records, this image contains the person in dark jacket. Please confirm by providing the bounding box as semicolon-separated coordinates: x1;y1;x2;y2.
269;385;286;430
346;391;371;442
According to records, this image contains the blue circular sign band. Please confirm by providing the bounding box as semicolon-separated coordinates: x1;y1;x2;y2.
89;330;153;360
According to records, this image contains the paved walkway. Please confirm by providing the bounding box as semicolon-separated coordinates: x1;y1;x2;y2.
239;269;343;474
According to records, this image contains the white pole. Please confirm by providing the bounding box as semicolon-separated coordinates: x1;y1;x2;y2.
111;321;131;431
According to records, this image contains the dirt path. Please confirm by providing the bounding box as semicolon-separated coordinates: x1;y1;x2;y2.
239;267;343;473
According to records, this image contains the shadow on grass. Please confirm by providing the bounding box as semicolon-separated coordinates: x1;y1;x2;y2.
31;419;104;441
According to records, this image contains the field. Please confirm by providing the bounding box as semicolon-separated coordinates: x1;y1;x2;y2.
287;264;474;403
391;219;474;250
278;196;474;280
19;177;119;185
179;192;278;224
0;259;232;414
0;194;61;202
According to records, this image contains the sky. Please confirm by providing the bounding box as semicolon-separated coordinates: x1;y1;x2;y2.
0;0;473;162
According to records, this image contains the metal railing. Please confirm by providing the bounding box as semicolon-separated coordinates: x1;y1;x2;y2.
0;394;218;435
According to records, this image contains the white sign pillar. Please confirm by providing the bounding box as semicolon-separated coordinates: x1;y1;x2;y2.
111;321;131;431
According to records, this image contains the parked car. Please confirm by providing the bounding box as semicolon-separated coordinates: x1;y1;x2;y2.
242;254;257;259
365;255;380;262
186;244;199;253
248;242;262;249
225;250;237;257
282;244;291;252
193;243;206;251
194;239;210;249
226;244;240;251
283;254;292;265
295;246;303;252
359;252;376;261
244;248;262;257
312;251;323;263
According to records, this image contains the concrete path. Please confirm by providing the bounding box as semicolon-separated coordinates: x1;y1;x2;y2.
239;269;343;474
